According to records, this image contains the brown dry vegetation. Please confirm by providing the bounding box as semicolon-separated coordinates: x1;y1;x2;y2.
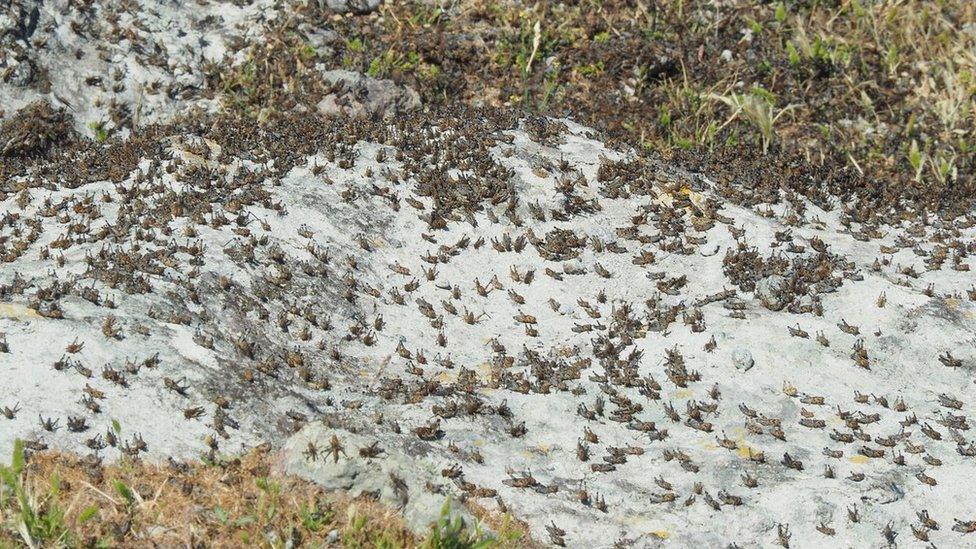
0;442;530;548
7;1;974;218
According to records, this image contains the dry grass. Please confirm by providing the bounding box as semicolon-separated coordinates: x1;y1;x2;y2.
0;442;528;548
297;0;974;215
9;1;970;216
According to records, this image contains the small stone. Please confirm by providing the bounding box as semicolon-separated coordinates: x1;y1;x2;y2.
326;529;340;543
317;70;420;119
732;349;754;371
562;259;586;275
754;275;786;309
324;0;381;15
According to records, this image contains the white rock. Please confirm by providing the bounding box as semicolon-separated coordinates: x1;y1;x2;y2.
324;0;381;14
317;70;420;118
754;274;786;307
731;348;754;371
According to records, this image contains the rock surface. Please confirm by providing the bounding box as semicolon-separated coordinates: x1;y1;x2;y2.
1;113;975;546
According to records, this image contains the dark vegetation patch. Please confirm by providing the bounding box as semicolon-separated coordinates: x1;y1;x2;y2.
5;1;974;220
315;0;974;218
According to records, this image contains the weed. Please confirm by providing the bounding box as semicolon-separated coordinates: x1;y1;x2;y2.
709;90;798;154
786;41;801;67
0;440;73;547
112;479;136;507
421;500;495;549
908;140;925;181
87;121;108;143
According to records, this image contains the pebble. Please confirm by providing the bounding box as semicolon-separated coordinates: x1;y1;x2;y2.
325;0;381;15
731;348;754;371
